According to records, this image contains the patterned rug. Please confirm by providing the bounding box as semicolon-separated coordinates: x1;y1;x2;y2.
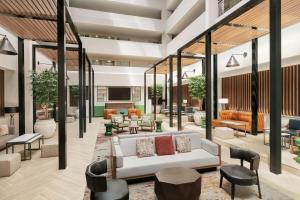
83;131;293;200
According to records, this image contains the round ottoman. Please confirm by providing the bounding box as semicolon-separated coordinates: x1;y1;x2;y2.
214;127;234;139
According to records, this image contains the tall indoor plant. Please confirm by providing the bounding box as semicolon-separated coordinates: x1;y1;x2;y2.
188;75;206;126
150;84;163;113
30;69;58;138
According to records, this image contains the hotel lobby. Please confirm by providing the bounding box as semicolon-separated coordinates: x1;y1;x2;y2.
0;0;300;200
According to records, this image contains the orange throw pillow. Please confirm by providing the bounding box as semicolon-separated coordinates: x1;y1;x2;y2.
155;136;175;156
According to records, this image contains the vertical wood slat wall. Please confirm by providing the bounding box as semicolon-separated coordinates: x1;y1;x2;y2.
222;65;300;116
0;70;4;116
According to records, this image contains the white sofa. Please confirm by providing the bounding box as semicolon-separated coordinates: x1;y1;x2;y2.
112;131;221;179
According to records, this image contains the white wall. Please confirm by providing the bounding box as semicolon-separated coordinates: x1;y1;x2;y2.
166;0;205;35
218;22;300;77
70;7;163;36
82;37;163;61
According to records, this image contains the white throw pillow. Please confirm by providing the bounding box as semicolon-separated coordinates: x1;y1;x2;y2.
0;124;9;136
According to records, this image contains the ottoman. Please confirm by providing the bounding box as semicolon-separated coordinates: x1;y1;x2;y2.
0;153;21;177
214;127;234;139
41;143;58;158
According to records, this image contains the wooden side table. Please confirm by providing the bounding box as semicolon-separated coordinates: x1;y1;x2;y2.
155;167;201;200
129;125;139;134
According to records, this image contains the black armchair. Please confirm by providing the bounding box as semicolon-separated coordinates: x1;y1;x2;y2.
220;147;261;200
85;160;129;200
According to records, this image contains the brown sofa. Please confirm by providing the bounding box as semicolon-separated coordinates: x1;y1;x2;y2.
104;109;117;119
0;118;17;150
212;110;264;132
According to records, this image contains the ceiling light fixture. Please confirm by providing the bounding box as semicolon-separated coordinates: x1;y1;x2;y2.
0;34;17;55
226;52;247;68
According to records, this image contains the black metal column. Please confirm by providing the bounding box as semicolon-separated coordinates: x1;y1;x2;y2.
205;32;212;140
164;74;168;109
177;51;182;131
57;0;67;169
269;0;282;174
18;37;25;135
251;38;258;135
88;60;92;123
78;45;83;138
83;48;86;132
92;69;95;117
213;54;218;119
144;72;147;114
169;57;173;127
32;45;36;130
154;67;157;120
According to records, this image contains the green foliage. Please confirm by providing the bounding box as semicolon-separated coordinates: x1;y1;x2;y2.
30;70;58;110
188;75;206;100
150;84;163;98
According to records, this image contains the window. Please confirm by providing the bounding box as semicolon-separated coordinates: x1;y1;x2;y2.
132;87;141;102
0;70;4;116
97;86;107;102
69;86;79;107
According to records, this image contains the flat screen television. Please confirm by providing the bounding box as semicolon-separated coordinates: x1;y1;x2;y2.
108;87;131;101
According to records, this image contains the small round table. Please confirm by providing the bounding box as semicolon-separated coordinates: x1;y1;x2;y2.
155;167;202;200
104;123;113;136
129;125;139;134
155;120;162;132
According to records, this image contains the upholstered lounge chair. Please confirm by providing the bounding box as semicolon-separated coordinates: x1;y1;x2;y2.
111;115;129;133
140;114;155;131
85;160;129;200
220;147;261;200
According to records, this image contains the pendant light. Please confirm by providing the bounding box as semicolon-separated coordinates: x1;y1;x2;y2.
225;52;247;68
0;34;17;55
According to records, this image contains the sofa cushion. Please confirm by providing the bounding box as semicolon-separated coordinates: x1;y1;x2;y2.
0;134;18;149
155;136;175;156
0;125;9;136
175;136;191;153
136;138;154;158
117;149;219;179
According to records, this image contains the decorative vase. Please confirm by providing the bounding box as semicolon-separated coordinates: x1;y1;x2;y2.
34;119;56;139
193;111;206;126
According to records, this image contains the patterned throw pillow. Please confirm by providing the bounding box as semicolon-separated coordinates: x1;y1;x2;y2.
136;138;154;158
175;136;191;153
0;124;9;136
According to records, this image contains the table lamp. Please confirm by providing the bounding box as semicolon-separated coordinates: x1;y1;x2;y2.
218;98;229;110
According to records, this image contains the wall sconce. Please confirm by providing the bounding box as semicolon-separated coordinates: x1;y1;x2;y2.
0;34;17;55
226;52;247;67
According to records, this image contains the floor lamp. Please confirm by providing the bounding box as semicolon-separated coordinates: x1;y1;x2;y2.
218;98;229;111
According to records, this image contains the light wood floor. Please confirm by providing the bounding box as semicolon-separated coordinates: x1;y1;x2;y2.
0;118;99;200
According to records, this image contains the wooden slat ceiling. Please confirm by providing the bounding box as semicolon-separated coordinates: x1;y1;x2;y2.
38;48;79;71
0;0;77;44
150;57;202;74
184;0;300;54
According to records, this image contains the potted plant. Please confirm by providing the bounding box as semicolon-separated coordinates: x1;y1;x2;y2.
150;84;163;113
30;70;58;139
188;75;206;126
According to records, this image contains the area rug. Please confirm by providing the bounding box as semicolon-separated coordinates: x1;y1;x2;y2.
83;131;293;200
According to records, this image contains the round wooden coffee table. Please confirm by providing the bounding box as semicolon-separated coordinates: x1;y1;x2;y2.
154;167;202;200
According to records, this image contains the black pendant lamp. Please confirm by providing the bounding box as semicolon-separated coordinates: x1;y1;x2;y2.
0;34;17;55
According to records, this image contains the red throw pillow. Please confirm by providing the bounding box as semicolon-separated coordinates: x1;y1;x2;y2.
155;136;175;156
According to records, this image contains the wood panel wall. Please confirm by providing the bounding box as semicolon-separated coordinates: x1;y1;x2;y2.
222;65;300;116
0;70;4;116
172;85;199;108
